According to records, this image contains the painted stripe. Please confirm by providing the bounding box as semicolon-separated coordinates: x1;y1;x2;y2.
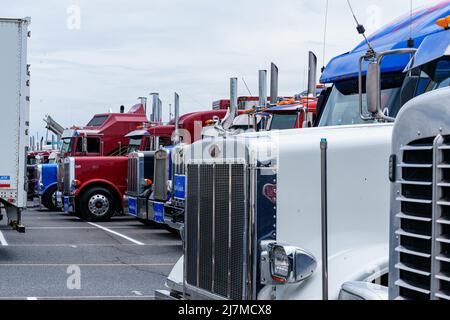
4;243;181;247
0;231;8;246
86;222;145;245
0;263;174;267
26;226;145;230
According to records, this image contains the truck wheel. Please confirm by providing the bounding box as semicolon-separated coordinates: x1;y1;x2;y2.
80;187;115;222
42;185;58;211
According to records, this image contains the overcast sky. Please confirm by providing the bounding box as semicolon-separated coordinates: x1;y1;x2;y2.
3;0;442;139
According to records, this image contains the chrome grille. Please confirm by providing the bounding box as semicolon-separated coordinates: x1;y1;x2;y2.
393;136;450;300
432;136;450;300
57;161;64;192
185;163;247;300
172;147;185;207
127;156;139;195
63;161;71;194
153;150;168;201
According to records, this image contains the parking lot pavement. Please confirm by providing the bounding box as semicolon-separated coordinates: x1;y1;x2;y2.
0;207;182;300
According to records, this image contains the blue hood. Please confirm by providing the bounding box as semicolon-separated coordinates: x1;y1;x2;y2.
321;1;450;83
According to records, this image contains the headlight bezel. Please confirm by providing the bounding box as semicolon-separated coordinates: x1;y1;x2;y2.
260;241;317;285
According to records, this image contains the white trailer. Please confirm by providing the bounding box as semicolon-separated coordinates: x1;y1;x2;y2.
0;18;31;232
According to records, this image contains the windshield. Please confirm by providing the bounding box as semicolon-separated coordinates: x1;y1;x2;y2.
86;115;108;127
270;113;298;130
60;138;73;153
127;138;143;154
434;59;450;89
318;75;404;127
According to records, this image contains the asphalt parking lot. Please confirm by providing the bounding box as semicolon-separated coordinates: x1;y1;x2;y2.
0;205;182;300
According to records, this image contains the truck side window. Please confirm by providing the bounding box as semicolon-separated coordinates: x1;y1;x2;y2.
87;138;100;153
75;138;82;153
159;137;172;147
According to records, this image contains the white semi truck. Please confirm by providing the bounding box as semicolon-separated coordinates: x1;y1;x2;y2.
0;18;31;232
156;4;450;300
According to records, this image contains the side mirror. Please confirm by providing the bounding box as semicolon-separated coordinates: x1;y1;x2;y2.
359;48;417;122
366;62;381;114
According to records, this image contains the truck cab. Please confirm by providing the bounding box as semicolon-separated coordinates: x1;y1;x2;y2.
59;104;148;158
156;3;450;300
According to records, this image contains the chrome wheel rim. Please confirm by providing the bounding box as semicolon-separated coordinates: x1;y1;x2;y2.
88;194;110;216
51;191;57;207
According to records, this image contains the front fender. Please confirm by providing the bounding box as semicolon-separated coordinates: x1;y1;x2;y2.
75;179;123;201
165;255;184;293
41;182;58;196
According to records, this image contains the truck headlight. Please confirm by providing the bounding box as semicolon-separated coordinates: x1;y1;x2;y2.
71;179;81;188
268;243;317;284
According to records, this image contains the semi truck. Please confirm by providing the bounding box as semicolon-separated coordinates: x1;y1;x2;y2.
52;103;149;211
0;17;31;232
147;67;319;232
63;108;234;221
155;2;450;300
338;21;450;300
387;78;450;300
124;62;319;230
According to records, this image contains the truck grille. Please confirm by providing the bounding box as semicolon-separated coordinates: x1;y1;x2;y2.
63;162;71;194
127;156;139;194
185;163;248;300
172;148;185;207
153;150;168;201
393;135;450;300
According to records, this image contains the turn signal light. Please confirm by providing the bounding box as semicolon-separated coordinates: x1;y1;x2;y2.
436;15;450;29
72;179;81;188
204;119;215;125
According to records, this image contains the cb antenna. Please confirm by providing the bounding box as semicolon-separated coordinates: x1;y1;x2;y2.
346;0;376;57
407;0;415;48
242;77;253;96
321;0;329;72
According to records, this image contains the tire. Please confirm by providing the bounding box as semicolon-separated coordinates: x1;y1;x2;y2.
42;185;58;211
79;187;115;222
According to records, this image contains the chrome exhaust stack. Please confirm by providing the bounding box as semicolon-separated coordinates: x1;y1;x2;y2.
173;92;180;144
138;96;148;116
150;93;159;123
270;63;279;106
220;77;238;131
308;51;318;98
258;70;267;111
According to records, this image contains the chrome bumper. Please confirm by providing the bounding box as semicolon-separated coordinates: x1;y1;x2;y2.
123;194;149;220
163;204;184;231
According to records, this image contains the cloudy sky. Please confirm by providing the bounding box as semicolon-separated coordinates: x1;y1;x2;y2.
3;0;442;139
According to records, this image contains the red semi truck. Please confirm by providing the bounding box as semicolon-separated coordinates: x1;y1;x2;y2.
56;103;149;207
59;103;148;158
61;109;233;221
